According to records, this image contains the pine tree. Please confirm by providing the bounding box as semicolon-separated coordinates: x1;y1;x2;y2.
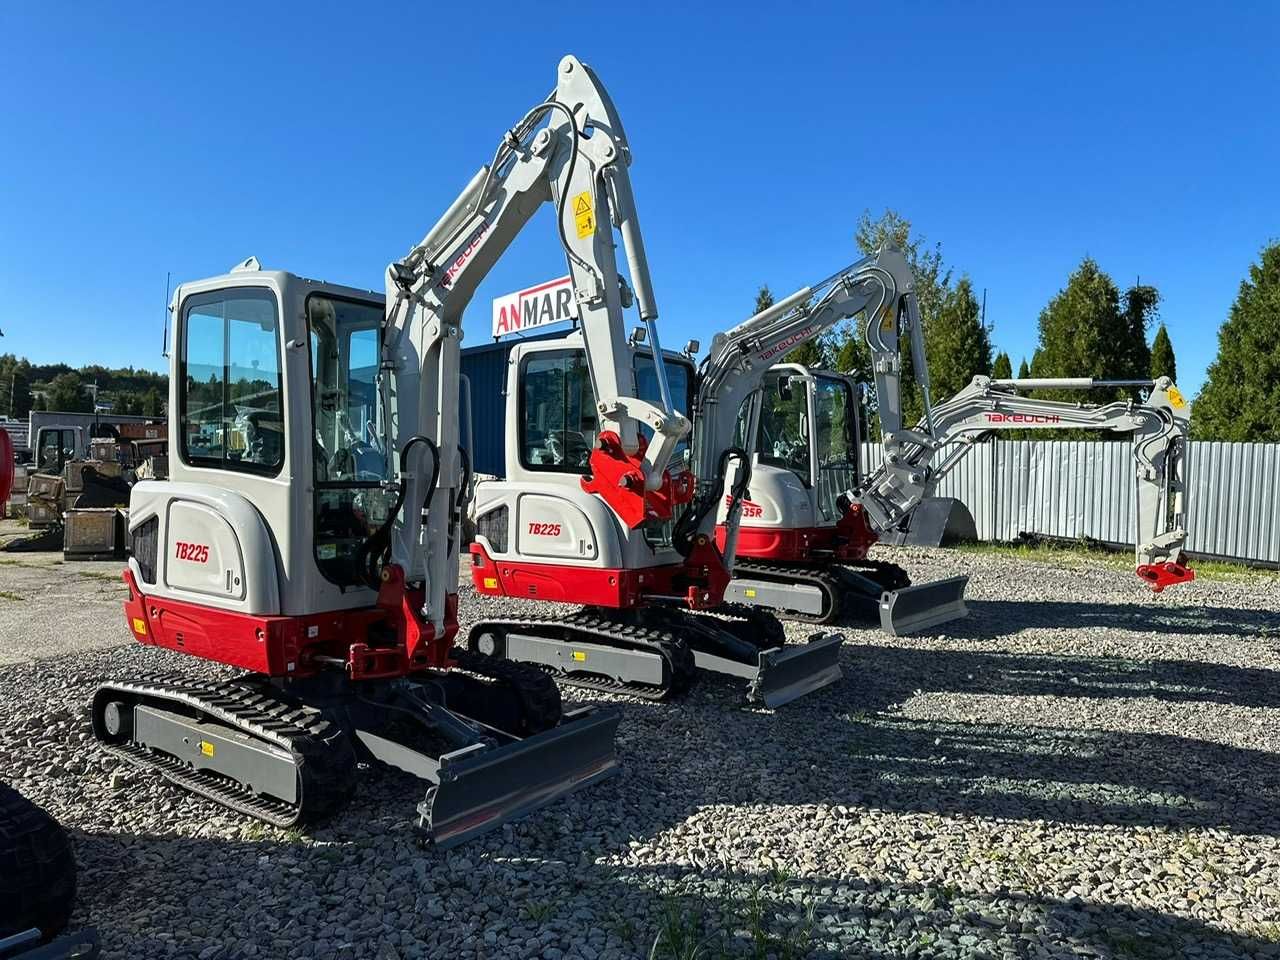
992;352;1013;380
1017;357;1030;379
1194;242;1280;441
1031;258;1158;403
926;276;992;400
1121;285;1158;382
1150;324;1177;383
848;209;959;424
833;320;871;384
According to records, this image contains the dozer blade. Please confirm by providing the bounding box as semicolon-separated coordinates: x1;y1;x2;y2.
879;575;970;636
420;706;621;849
753;633;844;708
691;633;844;708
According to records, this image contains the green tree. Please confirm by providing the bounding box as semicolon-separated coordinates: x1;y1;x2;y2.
45;371;92;412
1150;324;1177;383
1194;242;1280;441
847;209;991;421
833;321;871;384
142;386;164;418
927;276;992;400
1017;357;1030;379
1120;285;1158;382
1031;258;1158;402
992;352;1013;380
0;355;33;418
32;393;47;411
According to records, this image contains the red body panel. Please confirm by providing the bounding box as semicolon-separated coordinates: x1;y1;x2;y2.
717;524;834;562
470;539;728;610
716;503;880;564
0;431;12;514
121;566;458;678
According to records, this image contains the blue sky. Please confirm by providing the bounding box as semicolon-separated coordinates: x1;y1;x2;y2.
2;3;1276;399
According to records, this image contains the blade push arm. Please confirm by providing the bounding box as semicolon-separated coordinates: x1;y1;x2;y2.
381;55;689;633
849;376;1193;588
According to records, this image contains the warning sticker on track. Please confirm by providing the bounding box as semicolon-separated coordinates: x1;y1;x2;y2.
573;191;595;238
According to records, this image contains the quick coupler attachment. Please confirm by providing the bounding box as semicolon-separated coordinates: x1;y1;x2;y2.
689;633;844;708
417;706;621;849
878;575;970;636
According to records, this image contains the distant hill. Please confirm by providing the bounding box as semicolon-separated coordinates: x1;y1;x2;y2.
0;353;168;418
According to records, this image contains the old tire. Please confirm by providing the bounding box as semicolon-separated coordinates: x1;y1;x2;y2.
0;781;76;939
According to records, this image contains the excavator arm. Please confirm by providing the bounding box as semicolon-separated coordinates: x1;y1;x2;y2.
849;374;1194;590
380;55;689;636
678;246;919;568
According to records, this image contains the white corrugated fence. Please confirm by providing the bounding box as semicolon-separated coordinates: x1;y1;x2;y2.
863;440;1280;565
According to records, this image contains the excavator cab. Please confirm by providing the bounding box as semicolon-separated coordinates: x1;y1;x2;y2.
722;366;864;562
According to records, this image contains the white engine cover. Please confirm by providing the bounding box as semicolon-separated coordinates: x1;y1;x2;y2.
718;463;816;530
128;480;281;616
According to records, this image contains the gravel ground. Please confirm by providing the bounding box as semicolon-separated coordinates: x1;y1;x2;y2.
2;545;1280;959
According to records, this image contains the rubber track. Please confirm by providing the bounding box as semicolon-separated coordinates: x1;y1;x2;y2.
733;559;912;624
447;645;562;735
732;560;846;624
467;611;697;701
92;673;356;828
0;783;76;939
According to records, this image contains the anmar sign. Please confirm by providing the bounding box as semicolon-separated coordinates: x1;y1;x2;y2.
491;276;577;338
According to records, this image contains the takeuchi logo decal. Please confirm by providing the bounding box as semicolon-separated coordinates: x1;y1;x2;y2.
757;325;819;362
442;222;492;288
985;413;1062;424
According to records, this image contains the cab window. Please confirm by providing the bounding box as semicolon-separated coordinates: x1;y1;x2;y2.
37;428;76;473
757;373;812;486
520;350;596;473
180;288;284;476
306;294;393;587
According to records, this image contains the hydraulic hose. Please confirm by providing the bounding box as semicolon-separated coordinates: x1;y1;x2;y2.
356;436;440;589
673;445;750;557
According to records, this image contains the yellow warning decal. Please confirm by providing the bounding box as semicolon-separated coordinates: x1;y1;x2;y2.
744;588;757;599
572;651;587;662
483;577;498;590
131;617;147;636
199;741;215;757
880;304;895;332
1167;386;1187;409
573;191;595;239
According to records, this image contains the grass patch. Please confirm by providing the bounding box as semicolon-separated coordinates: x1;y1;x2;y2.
955;540;1278;583
647;877;818;960
75;569;125;583
522;898;561;924
0;590;22;601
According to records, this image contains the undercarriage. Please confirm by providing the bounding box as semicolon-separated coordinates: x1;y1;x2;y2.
91;650;619;848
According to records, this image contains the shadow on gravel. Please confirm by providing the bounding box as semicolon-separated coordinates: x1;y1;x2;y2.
960;599;1280;641
849;643;1280;709
63;826;1279;960
639;693;1280;836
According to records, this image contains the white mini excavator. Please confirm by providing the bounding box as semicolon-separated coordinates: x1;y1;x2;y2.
93;55;708;846
712;285;1195;633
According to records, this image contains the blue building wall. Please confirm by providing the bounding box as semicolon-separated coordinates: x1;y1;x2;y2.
460;331;565;477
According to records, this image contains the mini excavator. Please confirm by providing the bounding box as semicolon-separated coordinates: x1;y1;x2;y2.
94;55;696;846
